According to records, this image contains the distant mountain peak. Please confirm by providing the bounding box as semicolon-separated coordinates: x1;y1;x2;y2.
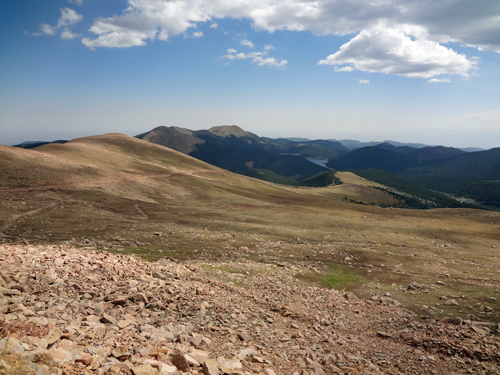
208;125;249;137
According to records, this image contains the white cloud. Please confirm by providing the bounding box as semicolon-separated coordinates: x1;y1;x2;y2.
240;39;254;48
39;23;56;36
57;8;83;27
80;1;500;51
428;78;451;83
33;0;493;79
319;25;475;79
358;79;370;84
61;28;81;40
222;47;287;68
35;8;82;38
335;66;354;72
83;30;150;49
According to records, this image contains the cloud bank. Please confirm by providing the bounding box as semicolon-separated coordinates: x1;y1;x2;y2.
318;26;475;79
41;0;500;79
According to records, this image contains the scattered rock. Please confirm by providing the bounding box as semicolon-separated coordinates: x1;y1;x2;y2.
0;243;499;375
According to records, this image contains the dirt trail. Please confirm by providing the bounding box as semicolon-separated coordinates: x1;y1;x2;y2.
0;202;60;235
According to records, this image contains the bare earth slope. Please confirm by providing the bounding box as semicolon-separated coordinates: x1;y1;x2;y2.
1;134;500;374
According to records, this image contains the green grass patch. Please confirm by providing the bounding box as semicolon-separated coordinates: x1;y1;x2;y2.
322;265;360;290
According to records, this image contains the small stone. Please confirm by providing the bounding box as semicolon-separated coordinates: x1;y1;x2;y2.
75;354;93;366
132;364;158;375
101;313;117;325
118;319;134;329
202;359;220;375
45;327;61;345
377;331;392;338
168;351;190;372
111;346;130;360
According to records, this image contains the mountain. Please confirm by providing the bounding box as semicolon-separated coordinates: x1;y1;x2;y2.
397;148;500;208
401;147;500;180
460;147;486;152
326;143;500;209
410;146;467;161
374;143;467;161
197;125;272;150
373;142;416;156
337;139;434;150
136;126;205;154
334;139;381;150
327;144;471;174
326;146;419;173
137;126;336;187
284;137;310;142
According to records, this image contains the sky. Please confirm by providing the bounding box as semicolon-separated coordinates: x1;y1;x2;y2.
1;0;500;149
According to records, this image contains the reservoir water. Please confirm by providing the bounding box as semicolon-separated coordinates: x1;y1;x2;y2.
307;158;328;167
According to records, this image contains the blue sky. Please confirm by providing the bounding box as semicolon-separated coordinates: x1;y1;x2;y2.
1;0;500;148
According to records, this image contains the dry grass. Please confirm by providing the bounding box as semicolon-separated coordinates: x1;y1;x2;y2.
1;133;500;323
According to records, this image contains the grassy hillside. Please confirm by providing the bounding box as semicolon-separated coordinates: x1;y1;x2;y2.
1;134;500;324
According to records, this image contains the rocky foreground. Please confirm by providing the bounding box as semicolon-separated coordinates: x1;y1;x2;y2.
1;244;499;375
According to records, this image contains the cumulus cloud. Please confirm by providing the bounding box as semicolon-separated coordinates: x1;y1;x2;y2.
29;0;491;78
222;47;287;68
358;79;370;84
61;28;81;40
335;66;354;72
428;78;451;83
39;23;56;36
57;8;83;27
35;8;82;38
79;1;500;50
240;39;254;48
319;26;475;79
